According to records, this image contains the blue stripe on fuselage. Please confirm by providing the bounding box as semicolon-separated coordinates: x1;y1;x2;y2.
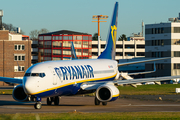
34;76;115;98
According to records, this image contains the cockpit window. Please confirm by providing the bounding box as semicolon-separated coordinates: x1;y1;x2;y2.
24;73;46;78
39;73;46;78
24;73;31;76
31;73;39;76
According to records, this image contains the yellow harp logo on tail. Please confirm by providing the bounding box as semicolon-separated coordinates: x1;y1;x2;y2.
111;25;117;49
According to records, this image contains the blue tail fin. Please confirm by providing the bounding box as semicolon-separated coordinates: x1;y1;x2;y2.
71;42;77;60
98;2;118;60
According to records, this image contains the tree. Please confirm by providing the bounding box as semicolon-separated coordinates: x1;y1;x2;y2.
92;33;102;41
118;34;127;41
29;30;39;40
29;28;49;40
39;28;49;34
2;23;25;34
2;23;16;31
92;33;98;41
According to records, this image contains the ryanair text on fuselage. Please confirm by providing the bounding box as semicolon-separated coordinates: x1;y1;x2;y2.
54;65;94;80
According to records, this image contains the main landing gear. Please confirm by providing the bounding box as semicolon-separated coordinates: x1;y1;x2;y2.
94;96;107;106
47;96;60;106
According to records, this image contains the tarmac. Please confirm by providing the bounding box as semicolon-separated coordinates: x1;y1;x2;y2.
0;94;180;114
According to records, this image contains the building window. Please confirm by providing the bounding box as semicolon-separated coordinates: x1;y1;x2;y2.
161;40;164;46
172;39;180;45
63;36;68;40
44;41;51;48
44;57;51;61
69;36;72;40
73;36;82;40
39;36;43;40
53;36;59;40
63;41;71;48
83;36;88;40
152;64;164;70
76;49;82;55
74;41;82;48
174;51;180;57
59;36;62;40
53;41;62;48
14;45;25;50
83;49;88;55
151;40;164;46
53;57;61;60
174;27;180;33
44;36;51;40
14;66;25;72
53;49;62;55
174;64;180;69
14;55;25;61
63;49;71;55
161;28;164;33
44;49;51;56
89;36;92;40
83;41;88;48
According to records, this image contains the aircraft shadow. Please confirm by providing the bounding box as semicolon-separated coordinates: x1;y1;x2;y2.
0;100;84;107
0;100;33;106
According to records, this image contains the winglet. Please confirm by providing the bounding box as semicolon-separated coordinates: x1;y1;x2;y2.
98;2;118;60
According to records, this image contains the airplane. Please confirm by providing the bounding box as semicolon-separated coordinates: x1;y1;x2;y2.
1;2;180;109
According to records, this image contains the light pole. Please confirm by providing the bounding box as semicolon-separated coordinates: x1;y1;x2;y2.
0;10;3;30
92;15;108;56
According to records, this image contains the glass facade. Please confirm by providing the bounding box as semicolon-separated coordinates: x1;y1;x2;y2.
39;32;92;61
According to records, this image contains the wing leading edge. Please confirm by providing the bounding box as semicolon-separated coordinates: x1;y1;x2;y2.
81;75;180;91
0;76;22;84
118;57;171;67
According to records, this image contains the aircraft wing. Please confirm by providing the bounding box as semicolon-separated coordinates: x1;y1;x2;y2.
118;57;170;67
81;75;180;90
0;76;23;84
114;75;180;85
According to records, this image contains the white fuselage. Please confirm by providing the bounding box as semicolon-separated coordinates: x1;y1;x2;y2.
23;59;118;98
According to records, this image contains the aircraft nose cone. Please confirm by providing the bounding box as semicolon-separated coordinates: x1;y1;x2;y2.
23;78;34;95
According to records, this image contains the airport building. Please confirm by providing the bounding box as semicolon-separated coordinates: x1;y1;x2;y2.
92;40;145;61
38;30;92;61
0;30;31;86
145;14;180;80
31;39;39;64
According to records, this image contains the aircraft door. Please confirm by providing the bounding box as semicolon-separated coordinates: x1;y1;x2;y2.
48;66;58;85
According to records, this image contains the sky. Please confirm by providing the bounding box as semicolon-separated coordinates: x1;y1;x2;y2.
1;0;180;40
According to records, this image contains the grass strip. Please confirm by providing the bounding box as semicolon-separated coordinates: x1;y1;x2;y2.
0;90;13;95
0;112;180;120
118;84;180;95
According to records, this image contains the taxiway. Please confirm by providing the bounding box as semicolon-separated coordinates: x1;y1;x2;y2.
0;95;180;113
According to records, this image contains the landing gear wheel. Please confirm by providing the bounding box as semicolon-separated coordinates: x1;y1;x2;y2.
102;102;107;106
95;97;100;105
54;96;59;105
47;97;52;105
34;102;42;109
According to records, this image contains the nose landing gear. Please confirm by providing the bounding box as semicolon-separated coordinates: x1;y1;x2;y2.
34;102;42;109
34;97;42;109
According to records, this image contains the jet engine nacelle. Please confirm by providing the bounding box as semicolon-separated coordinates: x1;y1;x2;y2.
96;84;119;102
12;84;29;102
